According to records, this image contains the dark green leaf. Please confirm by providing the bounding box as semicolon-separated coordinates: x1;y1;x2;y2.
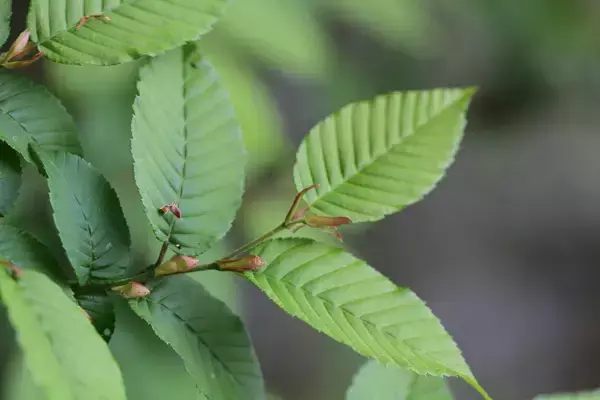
0;223;66;282
293;88;475;222
28;0;227;65
0;0;10;48
75;292;115;341
0;71;80;162
347;359;454;400
129;275;264;400
38;151;131;285
110;298;208;400
0;143;21;216
0;269;126;400
132;44;245;255
246;238;489;399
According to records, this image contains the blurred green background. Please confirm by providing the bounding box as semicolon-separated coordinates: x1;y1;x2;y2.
2;0;600;399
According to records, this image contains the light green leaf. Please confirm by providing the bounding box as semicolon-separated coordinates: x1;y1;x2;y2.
246;238;489;398
293;88;476;222
38;151;131;285
0;269;126;400
0;71;80;162
0;142;21;216
207;0;332;76
129;275;264;400
132;44;245;255
27;0;227;65
110;298;208;400
347;359;454;400
0;223;66;282
200;45;288;176
75;292;115;341
535;390;600;400
0;0;10;47
319;0;432;54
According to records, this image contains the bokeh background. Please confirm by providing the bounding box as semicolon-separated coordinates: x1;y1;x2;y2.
2;1;600;399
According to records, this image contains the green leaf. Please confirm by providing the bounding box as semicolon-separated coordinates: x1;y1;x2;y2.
346;359;454;400
293;88;476;222
132;44;245;255
27;0;227;66
0;143;22;216
75;292;116;341
110;298;208;400
38;151;131;284
246;238;489;398
199;45;288;176
0;0;11;47
0;223;66;282
129;275;264;400
535;390;600;400
0;71;80;162
319;0;432;54
0;269;126;400
207;0;332;76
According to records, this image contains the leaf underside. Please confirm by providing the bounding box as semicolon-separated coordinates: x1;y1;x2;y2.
27;0;227;65
132;44;245;255
129;276;264;400
0;269;126;400
346;359;454;400
293;88;475;222
246;238;486;395
0;71;80;162
0;143;22;216
39;151;131;285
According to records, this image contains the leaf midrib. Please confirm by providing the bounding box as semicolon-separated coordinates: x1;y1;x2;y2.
307;91;469;208
6;276;74;398
253;271;467;378
144;298;244;395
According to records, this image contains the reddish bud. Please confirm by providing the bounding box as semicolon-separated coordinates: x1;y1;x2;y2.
155;255;198;276
111;281;151;299
2;51;44;69
217;255;265;272
5;31;30;60
305;214;352;228
159;202;182;219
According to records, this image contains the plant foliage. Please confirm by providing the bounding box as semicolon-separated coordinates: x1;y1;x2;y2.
0;2;499;400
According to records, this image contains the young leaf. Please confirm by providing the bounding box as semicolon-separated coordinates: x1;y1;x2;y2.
246;238;489;398
0;71;80;163
346;359;454;400
110;298;208;400
75;292;116;341
293;88;476;222
27;0;227;66
0;269;126;400
0;0;10;47
534;390;600;400
132;44;245;255
37;151;131;285
128;275;264;400
0;223;67;282
0;143;22;216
